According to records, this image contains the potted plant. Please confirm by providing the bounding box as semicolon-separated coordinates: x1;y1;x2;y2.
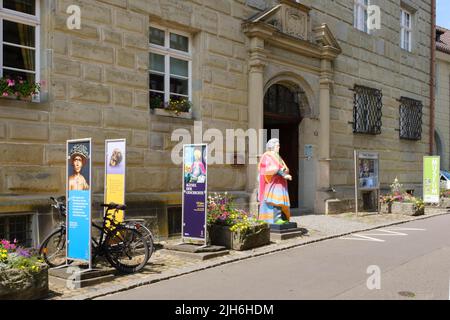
0;239;48;300
207;193;270;251
0;76;41;101
151;96;192;118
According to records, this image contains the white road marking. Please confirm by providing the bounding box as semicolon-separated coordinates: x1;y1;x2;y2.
340;234;385;242
339;227;426;242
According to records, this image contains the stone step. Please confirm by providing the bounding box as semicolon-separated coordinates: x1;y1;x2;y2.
270;229;306;241
49;266;116;289
160;248;230;261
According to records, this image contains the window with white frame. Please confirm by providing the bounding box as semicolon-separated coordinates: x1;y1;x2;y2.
400;9;412;51
0;0;40;87
354;0;369;33
149;26;191;111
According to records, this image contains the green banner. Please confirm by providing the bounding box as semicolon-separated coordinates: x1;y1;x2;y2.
423;156;440;203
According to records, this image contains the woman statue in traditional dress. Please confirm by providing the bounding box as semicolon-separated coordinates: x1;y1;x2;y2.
258;138;292;225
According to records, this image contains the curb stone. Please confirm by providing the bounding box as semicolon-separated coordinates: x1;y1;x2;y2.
54;211;449;300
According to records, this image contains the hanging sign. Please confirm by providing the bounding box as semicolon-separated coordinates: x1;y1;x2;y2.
182;144;207;243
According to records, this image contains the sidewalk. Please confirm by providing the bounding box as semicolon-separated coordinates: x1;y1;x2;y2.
47;207;450;300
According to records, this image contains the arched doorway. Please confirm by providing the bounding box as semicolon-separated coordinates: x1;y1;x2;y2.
263;83;303;208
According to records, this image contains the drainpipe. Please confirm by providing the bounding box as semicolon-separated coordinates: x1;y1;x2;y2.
430;0;436;155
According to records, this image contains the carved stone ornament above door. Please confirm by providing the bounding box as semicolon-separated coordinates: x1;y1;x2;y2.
242;0;341;60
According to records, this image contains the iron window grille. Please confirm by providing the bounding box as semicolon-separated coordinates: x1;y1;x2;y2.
399;97;422;140
0;214;33;247
352;85;383;135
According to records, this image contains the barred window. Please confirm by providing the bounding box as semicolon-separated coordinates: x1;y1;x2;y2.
399;97;422;140
352;85;383;134
0;214;33;248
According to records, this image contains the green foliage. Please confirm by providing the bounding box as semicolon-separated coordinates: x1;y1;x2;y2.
0;76;41;100
0;239;44;273
207;193;266;234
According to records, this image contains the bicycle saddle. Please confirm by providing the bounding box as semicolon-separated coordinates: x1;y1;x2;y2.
101;202;127;210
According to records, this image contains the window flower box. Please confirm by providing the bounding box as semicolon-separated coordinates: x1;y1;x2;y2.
0;76;41;102
152;107;192;119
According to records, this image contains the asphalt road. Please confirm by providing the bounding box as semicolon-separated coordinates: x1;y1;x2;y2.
99;214;450;300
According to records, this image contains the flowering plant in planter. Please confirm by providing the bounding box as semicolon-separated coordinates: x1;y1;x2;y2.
207;193;269;250
0;239;48;300
164;98;192;115
379;178;424;215
207;192;266;233
0;76;41;100
0;239;44;273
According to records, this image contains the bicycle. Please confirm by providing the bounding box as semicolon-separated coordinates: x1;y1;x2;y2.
39;197;152;274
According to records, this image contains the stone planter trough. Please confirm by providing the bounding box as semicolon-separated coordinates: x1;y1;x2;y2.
380;202;392;214
0;265;49;300
391;202;424;216
208;224;270;251
439;197;450;208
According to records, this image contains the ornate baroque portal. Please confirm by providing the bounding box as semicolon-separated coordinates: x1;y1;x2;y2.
242;0;342;214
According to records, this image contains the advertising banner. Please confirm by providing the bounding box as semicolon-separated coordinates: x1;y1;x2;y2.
182;144;207;242
357;151;380;190
423;156;440;203
66;139;92;264
105;139;126;222
354;150;380;215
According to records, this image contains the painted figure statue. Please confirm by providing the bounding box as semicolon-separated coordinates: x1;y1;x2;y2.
258;138;292;224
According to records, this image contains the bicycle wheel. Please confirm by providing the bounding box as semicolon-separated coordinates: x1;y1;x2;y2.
39;227;67;268
138;225;155;259
104;227;149;274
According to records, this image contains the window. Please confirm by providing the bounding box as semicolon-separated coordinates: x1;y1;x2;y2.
149;26;191;110
0;1;40;96
352;85;383;135
0;214;34;248
399;97;422;140
400;9;412;51
354;0;369;33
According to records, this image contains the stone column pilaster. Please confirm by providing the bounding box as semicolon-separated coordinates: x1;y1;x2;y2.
315;59;334;214
246;37;266;214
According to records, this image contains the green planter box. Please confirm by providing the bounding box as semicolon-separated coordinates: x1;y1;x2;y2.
208;224;270;251
391;202;424;216
0;265;48;300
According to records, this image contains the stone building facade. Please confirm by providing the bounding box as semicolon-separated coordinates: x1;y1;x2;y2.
435;26;450;170
0;0;433;246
